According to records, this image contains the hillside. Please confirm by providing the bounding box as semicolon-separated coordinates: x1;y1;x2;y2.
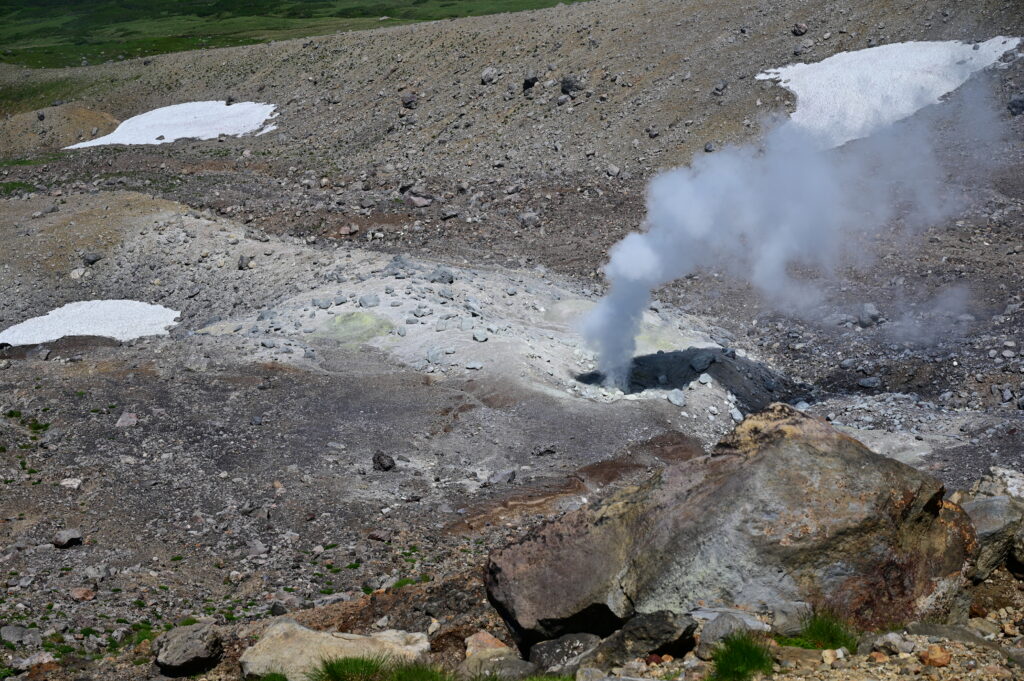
1;0;1024;679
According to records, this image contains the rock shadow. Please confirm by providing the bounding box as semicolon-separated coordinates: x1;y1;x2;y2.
577;347;795;411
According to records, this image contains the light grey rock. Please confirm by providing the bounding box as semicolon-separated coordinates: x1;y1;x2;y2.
961;495;1023;579
359;294;381;308
53;529;83;549
154;623;223;675
240;620;428;681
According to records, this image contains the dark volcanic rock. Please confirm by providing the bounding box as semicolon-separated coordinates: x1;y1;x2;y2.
529;633;600;673
578;611;697;669
486;405;976;645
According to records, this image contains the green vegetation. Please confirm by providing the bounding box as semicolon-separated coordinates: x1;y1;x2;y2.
308;656;386;681
259;674;290;681
302;657;571;681
709;632;774;681
0;153;63;166
0;77;91;116
0;0;591;69
0;181;36;195
775;609;859;651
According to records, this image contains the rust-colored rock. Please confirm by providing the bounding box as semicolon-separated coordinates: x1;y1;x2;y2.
919;644;952;667
486;405;976;645
69;587;95;602
465;630;510;658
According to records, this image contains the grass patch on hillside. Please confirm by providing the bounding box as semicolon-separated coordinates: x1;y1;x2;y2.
709;632;774;681
0;0;591;69
0;153;65;166
0;181;36;195
775;609;859;651
0;77;96;115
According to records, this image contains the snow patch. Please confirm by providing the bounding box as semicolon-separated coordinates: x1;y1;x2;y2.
66;101;277;149
0;300;180;346
757;36;1020;148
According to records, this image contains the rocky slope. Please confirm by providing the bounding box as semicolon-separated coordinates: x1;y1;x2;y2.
1;0;1024;679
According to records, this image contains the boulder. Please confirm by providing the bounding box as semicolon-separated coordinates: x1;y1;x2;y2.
239;620;429;680
960;495;1023;579
153;623;222;676
486;405;976;646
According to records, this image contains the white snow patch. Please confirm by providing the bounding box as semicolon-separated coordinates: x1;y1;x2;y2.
0;300;180;346
757;36;1020;148
66;101;277;149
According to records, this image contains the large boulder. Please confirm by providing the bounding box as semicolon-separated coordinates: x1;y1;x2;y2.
239;620;429;680
486;405;976;646
153;623;222;676
959;495;1023;580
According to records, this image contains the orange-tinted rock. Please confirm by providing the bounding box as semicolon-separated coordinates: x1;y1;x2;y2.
919;644;951;667
465;630;510;658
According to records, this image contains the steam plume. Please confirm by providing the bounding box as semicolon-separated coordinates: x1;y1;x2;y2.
583;43;1014;388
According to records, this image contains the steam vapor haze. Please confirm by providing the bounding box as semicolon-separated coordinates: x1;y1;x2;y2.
582;41;1015;388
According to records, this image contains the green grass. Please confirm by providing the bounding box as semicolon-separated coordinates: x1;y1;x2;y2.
0;78;91;116
0;181;35;195
307;656;387;681
775;609;859;651
709;632;774;681
0;0;592;69
259;675;290;681
0;153;63;166
302;657;571;681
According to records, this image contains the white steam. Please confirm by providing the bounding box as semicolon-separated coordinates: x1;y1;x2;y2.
583;38;1019;388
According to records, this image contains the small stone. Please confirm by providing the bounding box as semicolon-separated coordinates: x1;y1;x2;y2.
372;451;396;472
473;330;489;342
359;294;381;308
115;412;138;428
868;651;889;663
667;389;687;407
53;529;83;548
70;587;95;601
792;23;809;36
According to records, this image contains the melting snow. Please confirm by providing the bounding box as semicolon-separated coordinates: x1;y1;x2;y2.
0;300;180;346
66;101;277;149
757;36;1021;148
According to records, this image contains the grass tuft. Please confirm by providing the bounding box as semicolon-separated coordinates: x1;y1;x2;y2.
709;631;774;681
307;656;388;681
259;675;289;681
775;608;858;651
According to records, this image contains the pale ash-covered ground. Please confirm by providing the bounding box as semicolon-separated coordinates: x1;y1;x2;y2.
1;0;1024;678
